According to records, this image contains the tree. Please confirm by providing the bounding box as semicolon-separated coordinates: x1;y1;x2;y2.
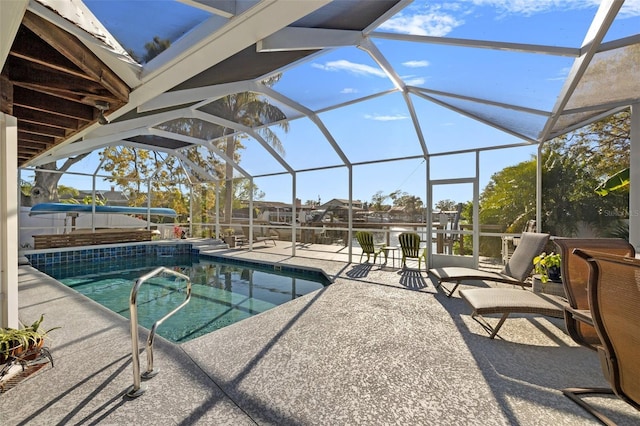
204;79;289;224
478;110;630;239
235;180;265;205
100;147;199;222
543;110;630;236
29;154;90;206
479;158;537;232
57;185;79;202
435;199;457;211
370;191;388;211
143;36;171;63
101;147;157;207
392;193;424;221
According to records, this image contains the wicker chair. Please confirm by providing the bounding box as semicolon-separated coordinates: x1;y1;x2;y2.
563;249;640;425
553;238;635;350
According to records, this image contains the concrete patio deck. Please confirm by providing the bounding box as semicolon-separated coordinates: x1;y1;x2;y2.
3;240;640;425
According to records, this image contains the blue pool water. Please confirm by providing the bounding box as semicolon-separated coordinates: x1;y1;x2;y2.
42;255;329;343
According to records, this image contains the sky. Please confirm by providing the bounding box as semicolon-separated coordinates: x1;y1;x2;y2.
46;0;640;209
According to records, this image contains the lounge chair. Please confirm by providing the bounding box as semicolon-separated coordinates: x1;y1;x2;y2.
254;231;279;246
459;287;565;338
553;238;635;350
398;232;427;270
355;231;385;264
501;219;536;264
456;237;635;339
562;249;640;425
430;232;550;297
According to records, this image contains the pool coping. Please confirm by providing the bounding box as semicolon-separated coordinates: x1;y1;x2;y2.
198;252;334;284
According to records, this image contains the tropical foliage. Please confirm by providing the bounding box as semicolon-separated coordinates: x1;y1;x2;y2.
533;252;562;283
595;167;629;196
479;110;630;240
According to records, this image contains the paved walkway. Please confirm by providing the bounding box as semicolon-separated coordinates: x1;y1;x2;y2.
3;240;640;425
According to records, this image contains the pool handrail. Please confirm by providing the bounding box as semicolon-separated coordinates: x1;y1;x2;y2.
126;266;191;398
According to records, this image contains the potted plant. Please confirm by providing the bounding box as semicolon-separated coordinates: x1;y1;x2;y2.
1;329;27;364
533;252;562;283
0;314;59;364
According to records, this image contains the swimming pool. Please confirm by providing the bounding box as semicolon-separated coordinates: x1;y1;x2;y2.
39;255;330;343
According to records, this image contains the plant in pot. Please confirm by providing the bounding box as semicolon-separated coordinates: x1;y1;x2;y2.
1;329;27;364
0;314;59;364
533;252;562;283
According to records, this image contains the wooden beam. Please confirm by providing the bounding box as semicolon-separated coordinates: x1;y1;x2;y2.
21;11;130;103
7;58;116;102
13;106;81;130
8;25;90;81
13;86;94;121
19;145;50;153
14;81;115;106
18;130;56;144
19;121;67;138
0;75;13;114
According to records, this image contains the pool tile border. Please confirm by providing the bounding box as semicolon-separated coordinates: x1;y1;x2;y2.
24;243;332;285
26;242;196;269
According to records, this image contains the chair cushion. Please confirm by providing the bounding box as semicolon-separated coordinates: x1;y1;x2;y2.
501;232;550;282
430;267;518;284
459;288;565;318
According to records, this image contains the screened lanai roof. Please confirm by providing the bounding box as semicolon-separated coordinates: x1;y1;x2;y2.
3;0;640;182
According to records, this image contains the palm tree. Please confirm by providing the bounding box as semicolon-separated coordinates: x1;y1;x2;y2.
203;85;289;224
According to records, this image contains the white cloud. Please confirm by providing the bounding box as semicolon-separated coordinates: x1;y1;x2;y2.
547;66;571;81
379;9;463;36
403;60;430;68
404;77;426;86
311;60;386;78
340;88;358;94
364;114;409;121
466;0;600;16
619;0;640;17
378;0;640;36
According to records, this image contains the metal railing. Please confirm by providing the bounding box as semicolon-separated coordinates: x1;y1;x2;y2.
126;266;191;398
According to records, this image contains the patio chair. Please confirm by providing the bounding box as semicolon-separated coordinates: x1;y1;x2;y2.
398;232;427;270
562;249;640;425
553;238;635;351
501;220;536;264
429;232;549;297
459;287;565;338
355;231;385;264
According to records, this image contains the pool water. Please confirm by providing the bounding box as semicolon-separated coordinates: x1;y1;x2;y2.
48;256;329;343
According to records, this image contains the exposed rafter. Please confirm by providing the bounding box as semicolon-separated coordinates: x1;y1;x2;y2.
1;10;129;165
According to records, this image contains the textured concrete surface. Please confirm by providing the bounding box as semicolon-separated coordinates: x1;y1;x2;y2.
3;241;640;425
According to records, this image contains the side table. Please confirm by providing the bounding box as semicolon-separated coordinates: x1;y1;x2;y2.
381;246;400;269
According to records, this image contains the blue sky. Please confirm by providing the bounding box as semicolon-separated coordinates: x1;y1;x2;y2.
54;0;640;209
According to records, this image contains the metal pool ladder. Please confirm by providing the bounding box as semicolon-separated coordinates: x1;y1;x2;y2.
126;266;191;398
